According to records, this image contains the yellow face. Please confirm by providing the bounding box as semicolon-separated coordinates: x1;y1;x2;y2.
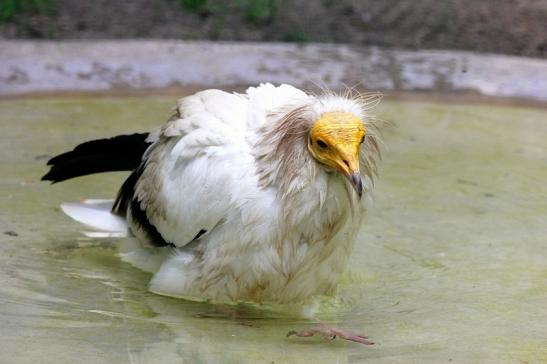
307;111;366;196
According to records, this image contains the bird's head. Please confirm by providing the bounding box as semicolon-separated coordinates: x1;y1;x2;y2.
254;88;382;201
307;111;366;198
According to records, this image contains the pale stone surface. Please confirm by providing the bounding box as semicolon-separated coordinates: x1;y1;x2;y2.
1;40;547;101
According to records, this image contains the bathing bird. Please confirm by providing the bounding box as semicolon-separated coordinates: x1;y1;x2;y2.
42;83;383;344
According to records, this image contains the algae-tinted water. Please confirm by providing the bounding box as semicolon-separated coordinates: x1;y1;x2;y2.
1;96;546;363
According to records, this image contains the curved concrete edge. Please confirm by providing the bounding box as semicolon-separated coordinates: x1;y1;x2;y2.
1;40;546;101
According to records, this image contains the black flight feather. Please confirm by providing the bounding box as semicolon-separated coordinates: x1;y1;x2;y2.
110;163;172;247
42;133;151;183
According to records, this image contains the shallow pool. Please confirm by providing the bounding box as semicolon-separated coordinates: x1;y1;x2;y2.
1;95;546;363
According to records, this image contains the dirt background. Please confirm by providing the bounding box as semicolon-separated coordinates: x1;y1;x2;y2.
1;0;546;58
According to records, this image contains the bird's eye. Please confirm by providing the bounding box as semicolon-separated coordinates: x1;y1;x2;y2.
316;139;328;149
360;135;366;144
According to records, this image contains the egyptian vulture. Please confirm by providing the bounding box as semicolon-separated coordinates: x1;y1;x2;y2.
43;83;383;344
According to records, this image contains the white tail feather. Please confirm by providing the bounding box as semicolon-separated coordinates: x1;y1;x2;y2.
62;200;169;273
83;231;128;238
61;199;129;235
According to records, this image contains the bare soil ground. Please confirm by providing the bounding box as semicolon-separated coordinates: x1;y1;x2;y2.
1;0;546;58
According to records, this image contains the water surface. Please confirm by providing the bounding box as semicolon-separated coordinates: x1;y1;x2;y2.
1;96;546;363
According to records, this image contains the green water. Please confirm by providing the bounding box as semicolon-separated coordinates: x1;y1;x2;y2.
1;96;546;363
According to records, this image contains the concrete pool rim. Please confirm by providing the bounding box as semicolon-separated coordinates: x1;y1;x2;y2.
1;40;547;105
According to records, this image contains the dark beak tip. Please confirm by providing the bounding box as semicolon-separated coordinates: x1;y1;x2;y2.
350;172;363;199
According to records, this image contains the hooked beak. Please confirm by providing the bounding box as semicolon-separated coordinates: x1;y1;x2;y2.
336;149;363;199
347;172;363;199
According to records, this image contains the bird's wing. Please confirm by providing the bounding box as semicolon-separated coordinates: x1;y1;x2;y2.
128;89;255;248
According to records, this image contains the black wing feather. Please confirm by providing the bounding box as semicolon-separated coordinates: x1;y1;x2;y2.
42;133;151;183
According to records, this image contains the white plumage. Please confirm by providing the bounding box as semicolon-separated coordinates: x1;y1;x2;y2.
49;83;383;307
